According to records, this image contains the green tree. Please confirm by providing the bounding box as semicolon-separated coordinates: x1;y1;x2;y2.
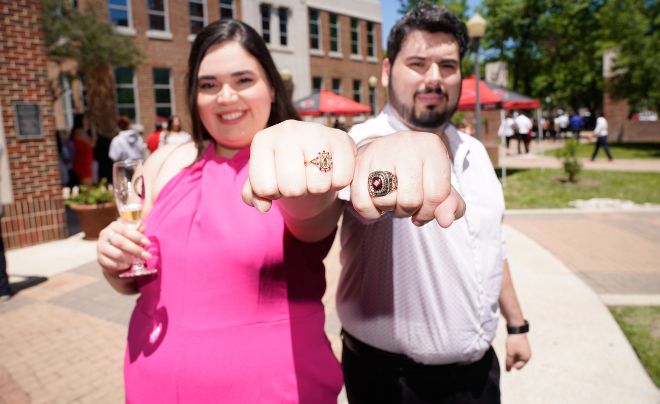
398;0;469;19
598;0;660;114
41;0;143;136
483;0;605;114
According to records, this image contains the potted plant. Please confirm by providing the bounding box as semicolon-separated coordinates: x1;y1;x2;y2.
65;179;117;240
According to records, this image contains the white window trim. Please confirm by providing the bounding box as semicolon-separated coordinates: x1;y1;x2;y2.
329;51;343;59
147;0;170;34
350;55;363;61
329;13;340;54
309;8;322;51
108;0;134;30
153;68;175;118
146;30;173;40
277;7;290;48
367;21;376;58
366;56;379;63
188;0;207;37
353;80;362;104
351;18;361;57
115;67;140;124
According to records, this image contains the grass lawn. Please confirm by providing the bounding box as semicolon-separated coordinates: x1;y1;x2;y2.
497;168;660;209
542;142;660;159
610;306;660;387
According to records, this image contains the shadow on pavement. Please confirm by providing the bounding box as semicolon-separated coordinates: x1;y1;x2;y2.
9;275;48;295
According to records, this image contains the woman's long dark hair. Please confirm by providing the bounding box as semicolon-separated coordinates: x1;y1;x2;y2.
186;19;300;156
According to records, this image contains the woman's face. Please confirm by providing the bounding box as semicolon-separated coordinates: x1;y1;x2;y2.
196;41;274;157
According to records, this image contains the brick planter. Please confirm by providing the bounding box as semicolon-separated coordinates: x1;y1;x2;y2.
69;203;117;240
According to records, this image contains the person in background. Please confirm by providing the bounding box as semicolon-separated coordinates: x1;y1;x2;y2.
514;111;533;154
336;5;530;403
556;111;569;139
591;112;613;161
498;112;516;153
108;116;146;162
570;112;584;142
158;115;192;148
146;122;164;154
71;113;95;186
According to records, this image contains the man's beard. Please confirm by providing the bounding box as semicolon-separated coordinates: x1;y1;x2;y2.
389;84;459;130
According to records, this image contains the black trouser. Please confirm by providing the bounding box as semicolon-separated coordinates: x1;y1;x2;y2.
341;331;501;404
591;136;613;161
517;133;530;154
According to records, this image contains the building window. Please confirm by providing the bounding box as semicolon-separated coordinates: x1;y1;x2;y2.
332;78;342;95
278;7;288;46
367;21;376;57
148;0;168;32
353;79;362;103
329;13;339;53
114;67;138;121
220;0;233;19
189;0;205;35
369;86;376;114
153;68;173;119
312;77;323;92
108;0;131;27
309;9;321;50
260;4;271;44
351;18;360;56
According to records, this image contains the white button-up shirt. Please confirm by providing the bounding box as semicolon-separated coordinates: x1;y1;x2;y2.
337;105;506;365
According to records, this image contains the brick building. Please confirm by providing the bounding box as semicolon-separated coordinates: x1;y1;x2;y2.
54;0;383;139
0;0;68;249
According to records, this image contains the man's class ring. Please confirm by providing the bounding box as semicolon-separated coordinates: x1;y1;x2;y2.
305;150;333;172
368;171;398;197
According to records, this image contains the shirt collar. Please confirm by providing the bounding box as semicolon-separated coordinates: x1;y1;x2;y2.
381;104;471;173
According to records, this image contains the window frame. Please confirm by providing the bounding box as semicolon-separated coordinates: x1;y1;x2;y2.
278;7;289;47
220;0;234;19
329;13;340;54
260;3;272;44
147;0;170;33
108;0;134;33
353;79;362;104
188;0;207;36
350;18;361;57
367;21;376;58
331;77;342;95
312;76;323;93
309;8;322;52
114;66;140;123
152;68;174;120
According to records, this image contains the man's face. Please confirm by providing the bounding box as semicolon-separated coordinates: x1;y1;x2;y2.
383;30;462;131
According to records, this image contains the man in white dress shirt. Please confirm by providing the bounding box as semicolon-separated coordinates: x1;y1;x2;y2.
337;5;531;403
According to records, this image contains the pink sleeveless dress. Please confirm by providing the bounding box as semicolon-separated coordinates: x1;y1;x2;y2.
124;144;343;403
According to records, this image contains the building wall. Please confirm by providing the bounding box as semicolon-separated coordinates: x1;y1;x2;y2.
0;0;68;249
604;92;660;142
308;8;384;125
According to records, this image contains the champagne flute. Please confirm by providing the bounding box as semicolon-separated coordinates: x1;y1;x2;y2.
113;159;157;278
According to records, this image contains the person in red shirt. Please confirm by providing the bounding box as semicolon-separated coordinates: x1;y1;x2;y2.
146;122;164;153
71;114;95;186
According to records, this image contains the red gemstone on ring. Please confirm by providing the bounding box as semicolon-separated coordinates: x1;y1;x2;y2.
371;177;383;191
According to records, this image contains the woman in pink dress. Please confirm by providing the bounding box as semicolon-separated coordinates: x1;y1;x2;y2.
96;19;356;403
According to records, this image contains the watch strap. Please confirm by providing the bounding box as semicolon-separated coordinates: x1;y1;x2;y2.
507;320;529;334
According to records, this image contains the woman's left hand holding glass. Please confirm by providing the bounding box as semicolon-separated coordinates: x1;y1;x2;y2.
242;120;356;241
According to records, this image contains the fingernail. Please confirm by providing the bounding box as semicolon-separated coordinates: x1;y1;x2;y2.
141;238;151;246
254;199;270;213
141;251;152;260
412;219;424;227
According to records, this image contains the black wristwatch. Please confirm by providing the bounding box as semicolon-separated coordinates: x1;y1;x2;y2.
506;320;529;335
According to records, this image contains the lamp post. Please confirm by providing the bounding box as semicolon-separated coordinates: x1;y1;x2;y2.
467;13;487;142
368;75;378;116
279;68;294;101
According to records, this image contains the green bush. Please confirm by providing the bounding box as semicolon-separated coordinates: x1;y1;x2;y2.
65;178;114;206
555;139;583;182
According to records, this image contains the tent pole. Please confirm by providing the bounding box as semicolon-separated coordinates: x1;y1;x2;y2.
536;108;543;166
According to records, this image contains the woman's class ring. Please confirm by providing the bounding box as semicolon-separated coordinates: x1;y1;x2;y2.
368;171;398;198
305;150;333;172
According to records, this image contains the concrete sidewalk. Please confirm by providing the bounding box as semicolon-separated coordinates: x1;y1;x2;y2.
1;216;659;403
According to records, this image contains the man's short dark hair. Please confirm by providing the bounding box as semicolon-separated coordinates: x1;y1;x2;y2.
387;4;469;64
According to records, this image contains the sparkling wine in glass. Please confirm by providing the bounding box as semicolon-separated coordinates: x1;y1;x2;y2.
113;160;157;278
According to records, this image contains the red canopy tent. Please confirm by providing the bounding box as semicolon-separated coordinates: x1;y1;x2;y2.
484;81;541;110
294;89;371;116
457;77;503;111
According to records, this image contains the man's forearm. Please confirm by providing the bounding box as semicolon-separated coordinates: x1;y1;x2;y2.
499;260;526;326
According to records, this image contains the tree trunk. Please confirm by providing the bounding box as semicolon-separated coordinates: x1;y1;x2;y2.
83;65;117;137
